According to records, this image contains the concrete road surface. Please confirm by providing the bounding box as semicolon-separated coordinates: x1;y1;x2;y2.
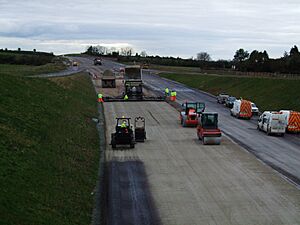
72;56;300;186
141;72;300;186
104;101;300;225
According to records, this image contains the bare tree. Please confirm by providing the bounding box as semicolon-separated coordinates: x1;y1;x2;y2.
140;50;147;57
96;45;108;55
197;52;211;61
121;47;134;56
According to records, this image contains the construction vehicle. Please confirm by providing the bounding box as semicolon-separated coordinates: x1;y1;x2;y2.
102;65;164;102
251;102;259;115
124;65;142;80
111;117;135;149
134;117;146;142
124;80;143;100
280;110;300;133
230;99;252;119
141;63;149;69
102;69;116;88
94;57;102;65
180;102;205;127
217;93;229;104
123;66;143;100
257;111;287;136
197;112;222;145
225;96;236;108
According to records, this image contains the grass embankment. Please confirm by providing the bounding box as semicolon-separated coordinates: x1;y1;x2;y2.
0;63;67;77
150;64;201;73
0;64;99;225
160;73;300;112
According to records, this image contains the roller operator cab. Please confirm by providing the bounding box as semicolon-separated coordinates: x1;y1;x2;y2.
230;100;253;119
197;112;222;145
257;111;287;136
180;102;205;127
111;118;135;149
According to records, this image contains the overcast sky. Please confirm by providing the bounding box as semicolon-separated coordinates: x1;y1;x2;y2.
0;0;299;59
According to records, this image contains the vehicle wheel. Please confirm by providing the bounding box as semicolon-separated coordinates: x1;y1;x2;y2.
267;127;271;136
130;143;135;148
280;133;285;137
182;118;187;127
111;134;116;149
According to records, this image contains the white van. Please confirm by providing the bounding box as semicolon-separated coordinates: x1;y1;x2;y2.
257;111;287;136
230;100;252;119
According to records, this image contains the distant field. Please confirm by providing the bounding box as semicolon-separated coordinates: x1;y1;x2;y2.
160;72;300;112
0;65;99;225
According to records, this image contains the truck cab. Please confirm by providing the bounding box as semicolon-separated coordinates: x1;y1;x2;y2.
257;111;287;136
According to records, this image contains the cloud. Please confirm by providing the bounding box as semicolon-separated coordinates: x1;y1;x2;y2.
0;0;299;59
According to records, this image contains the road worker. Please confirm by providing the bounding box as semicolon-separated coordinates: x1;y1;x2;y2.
165;87;169;96
120;121;127;128
170;90;177;101
171;90;177;97
124;94;129;100
97;93;103;102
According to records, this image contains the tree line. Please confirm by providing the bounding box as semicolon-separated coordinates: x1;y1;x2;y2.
86;45;300;74
0;49;55;65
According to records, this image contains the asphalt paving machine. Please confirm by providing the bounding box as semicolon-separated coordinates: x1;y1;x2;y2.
103;65;164;102
124;80;143;100
180;102;205;127
197;112;222;145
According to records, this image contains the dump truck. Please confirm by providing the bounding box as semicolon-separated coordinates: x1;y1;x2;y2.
124;65;141;80
123;65;143;99
280;110;300;133
197;112;222;145
101;70;116;88
180;102;205;127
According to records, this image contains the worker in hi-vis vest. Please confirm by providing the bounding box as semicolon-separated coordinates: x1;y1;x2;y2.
124;94;129;100
121;121;127;128
97;93;103;102
165;87;169;96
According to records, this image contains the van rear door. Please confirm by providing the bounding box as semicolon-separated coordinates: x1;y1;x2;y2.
270;114;286;133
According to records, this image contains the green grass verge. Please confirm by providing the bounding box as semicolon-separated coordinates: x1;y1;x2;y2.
0;66;99;225
160;73;300;112
150;64;201;73
0;63;67;77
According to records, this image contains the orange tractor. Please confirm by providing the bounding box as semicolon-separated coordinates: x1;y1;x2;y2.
197;112;222;145
180;102;205;127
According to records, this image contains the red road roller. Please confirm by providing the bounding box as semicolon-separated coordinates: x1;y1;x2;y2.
197;112;222;145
